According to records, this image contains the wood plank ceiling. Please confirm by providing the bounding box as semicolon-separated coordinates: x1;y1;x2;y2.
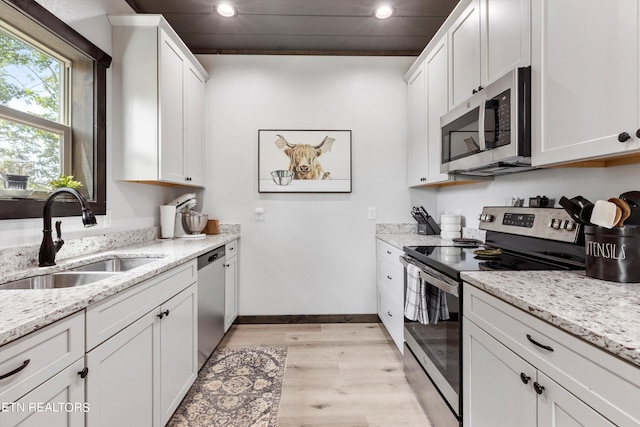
123;0;460;55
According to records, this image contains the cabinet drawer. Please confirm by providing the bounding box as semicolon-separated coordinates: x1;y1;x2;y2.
86;260;196;350
0;311;84;404
379;287;404;353
377;239;403;265
225;239;238;259
464;285;640;427
377;257;403;305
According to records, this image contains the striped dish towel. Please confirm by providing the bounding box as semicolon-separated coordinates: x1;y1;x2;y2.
404;263;429;324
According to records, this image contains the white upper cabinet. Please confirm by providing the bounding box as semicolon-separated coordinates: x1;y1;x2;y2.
481;0;531;87
449;0;531;110
110;15;209;187
531;0;640;166
407;63;429;186
449;0;482;110
425;37;451;184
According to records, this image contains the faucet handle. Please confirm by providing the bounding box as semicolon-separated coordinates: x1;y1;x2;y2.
54;220;64;253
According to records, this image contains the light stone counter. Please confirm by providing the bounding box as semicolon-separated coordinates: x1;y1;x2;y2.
376;233;444;249
0;233;239;347
461;270;640;368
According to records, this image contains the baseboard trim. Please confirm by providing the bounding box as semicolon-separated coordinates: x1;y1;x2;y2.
235;314;380;324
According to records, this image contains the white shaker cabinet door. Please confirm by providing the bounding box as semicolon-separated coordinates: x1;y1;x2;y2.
86;310;159;427
183;65;206;186
536;371;616;427
531;0;640;166
463;319;537;427
481;0;531;86
159;30;186;184
407;63;429;186
425;36;450;184
449;0;481;110
159;283;198;426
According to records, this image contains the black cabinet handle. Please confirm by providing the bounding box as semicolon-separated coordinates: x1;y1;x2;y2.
636;129;640;138
157;310;170;319
526;334;554;352
478;85;484;91
224;263;230;268
0;359;30;380
386;250;392;255
520;372;531;384
78;367;89;379
387;275;393;280
387;311;393;317
533;382;545;395
618;132;632;142
472;89;477;94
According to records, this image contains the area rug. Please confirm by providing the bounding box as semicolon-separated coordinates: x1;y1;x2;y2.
167;347;288;427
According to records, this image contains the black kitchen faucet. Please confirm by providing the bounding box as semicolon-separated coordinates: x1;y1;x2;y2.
38;188;97;267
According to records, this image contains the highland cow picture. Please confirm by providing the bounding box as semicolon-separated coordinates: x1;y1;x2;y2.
258;129;352;193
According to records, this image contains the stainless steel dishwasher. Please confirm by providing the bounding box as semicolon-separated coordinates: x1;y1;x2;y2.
197;245;225;370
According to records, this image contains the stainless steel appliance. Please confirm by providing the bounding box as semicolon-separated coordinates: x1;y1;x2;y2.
440;67;533;176
401;206;586;426
197;246;226;370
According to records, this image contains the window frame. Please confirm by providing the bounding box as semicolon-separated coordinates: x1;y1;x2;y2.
0;0;110;220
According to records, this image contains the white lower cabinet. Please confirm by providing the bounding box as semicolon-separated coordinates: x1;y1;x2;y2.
86;310;158;427
224;239;238;332
463;285;640;427
376;239;404;353
85;262;198;427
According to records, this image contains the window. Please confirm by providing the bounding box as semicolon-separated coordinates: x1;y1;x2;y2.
0;0;110;219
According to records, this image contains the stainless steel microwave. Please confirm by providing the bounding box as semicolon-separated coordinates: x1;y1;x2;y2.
440;67;533;176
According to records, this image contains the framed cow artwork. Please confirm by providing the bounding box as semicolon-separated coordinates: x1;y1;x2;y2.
258;129;352;193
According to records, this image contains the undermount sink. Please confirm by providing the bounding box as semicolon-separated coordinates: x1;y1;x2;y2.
0;272;119;290
69;257;158;272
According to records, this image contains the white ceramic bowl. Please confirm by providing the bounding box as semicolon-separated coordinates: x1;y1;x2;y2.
441;223;461;232
440;214;461;224
440;231;462;240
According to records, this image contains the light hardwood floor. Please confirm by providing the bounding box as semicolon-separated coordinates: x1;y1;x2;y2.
217;323;433;426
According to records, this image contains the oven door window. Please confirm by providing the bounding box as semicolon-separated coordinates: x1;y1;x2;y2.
405;290;460;395
484;88;511;150
441;106;481;163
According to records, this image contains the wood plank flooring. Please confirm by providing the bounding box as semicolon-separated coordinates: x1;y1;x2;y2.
217;323;433;426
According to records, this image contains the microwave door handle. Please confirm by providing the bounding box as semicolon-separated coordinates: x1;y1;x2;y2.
479;99;487;150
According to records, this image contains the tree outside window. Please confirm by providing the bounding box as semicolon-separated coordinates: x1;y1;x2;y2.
0;25;71;192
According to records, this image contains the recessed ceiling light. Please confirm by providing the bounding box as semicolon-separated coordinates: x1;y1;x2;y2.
215;3;237;18
374;5;395;20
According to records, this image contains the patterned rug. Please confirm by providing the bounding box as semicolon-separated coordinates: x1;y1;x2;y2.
167;347;288;427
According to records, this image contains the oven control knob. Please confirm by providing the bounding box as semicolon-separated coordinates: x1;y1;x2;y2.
479;214;485;221
551;219;562;230
564;220;577;231
484;214;494;222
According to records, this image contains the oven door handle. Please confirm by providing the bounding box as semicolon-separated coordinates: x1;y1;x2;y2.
400;256;459;297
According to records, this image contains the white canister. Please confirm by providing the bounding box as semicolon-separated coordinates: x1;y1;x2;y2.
440;231;462;240
160;205;176;239
441;223;462;232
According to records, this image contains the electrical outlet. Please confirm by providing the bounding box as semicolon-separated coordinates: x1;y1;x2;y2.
368;207;376;220
255;207;265;221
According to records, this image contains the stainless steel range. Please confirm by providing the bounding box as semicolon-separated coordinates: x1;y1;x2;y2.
401;207;586;426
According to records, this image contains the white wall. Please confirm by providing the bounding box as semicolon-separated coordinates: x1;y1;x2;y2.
412;164;640;229
198;55;415;315
0;0;184;247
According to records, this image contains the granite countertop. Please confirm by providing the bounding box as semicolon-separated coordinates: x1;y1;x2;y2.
376;233;444;249
461;270;640;368
0;234;239;347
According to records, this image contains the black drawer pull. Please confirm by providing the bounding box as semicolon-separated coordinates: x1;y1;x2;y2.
387;275;392;280
387;311;393;317
526;334;554;352
157;310;170;319
520;372;530;384
78;367;89;379
0;359;30;380
386;250;392;255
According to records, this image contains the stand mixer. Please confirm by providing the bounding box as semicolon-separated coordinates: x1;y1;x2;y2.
168;193;207;239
